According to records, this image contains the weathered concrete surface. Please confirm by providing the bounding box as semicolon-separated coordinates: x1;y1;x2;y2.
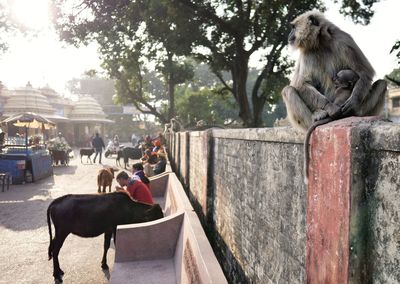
0;149;124;284
169;120;400;284
307;117;400;284
306;119;353;284
360;120;400;283
111;171;227;284
171;127;307;283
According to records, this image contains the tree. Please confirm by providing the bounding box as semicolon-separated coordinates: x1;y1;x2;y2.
53;0;382;127
175;86;239;127
170;0;381;127
385;68;400;87
390;40;400;65
0;3;22;53
53;0;199;124
166;0;296;126
66;74;115;105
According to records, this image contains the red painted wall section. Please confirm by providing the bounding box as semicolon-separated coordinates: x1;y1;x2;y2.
306;121;353;284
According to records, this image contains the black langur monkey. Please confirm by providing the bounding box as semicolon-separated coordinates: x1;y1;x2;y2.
281;10;387;183
282;10;387;130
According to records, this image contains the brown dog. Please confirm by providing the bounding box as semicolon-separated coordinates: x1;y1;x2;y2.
97;167;118;193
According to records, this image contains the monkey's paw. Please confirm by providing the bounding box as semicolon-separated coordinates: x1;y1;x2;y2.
312;110;328;122
325;103;342;119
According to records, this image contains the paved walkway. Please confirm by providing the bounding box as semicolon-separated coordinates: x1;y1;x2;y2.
0;149;131;284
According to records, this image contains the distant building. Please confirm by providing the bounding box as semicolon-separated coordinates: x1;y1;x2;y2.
0;83;114;146
387;88;400;123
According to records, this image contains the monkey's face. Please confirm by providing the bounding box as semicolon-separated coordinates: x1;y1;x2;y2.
289;11;324;51
334;69;359;88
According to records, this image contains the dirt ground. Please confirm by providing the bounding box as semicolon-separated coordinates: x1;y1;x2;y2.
0;149;133;284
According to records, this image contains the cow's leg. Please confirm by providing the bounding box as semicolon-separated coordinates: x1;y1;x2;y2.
102;186;106;193
52;231;69;282
109;184;111;193
112;227;117;245
101;230;113;269
80;155;83;163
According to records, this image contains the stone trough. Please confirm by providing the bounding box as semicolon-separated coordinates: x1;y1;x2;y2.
110;169;227;283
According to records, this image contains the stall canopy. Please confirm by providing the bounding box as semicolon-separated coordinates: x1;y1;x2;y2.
1;112;56;147
1;112;56;130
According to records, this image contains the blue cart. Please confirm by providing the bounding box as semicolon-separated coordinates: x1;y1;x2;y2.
0;146;53;184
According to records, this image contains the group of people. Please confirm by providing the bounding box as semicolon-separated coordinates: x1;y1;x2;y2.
139;134;167;177
114;133;168;204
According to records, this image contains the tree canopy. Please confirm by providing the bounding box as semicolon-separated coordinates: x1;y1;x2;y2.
386;68;400;87
53;0;382;127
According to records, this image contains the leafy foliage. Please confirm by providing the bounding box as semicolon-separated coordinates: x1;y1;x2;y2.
390;41;400;66
334;0;381;24
0;3;22;52
53;0;383;127
53;0;198;123
176;86;238;127
66;74;115;105
385;68;400;87
168;0;326;126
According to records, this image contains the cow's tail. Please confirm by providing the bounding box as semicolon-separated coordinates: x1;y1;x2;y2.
47;204;53;260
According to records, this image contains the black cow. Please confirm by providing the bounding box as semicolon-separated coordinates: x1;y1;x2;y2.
116;146;142;169
47;192;163;282
80;148;95;163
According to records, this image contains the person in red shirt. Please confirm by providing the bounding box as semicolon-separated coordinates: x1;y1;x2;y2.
115;171;154;204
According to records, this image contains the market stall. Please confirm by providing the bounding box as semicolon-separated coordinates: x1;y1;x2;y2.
0;112;54;184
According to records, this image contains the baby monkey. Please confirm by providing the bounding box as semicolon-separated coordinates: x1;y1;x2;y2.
304;69;359;184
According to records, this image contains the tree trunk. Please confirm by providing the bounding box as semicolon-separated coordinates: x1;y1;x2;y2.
166;53;175;121
252;95;267;127
233;55;252;127
168;79;175;121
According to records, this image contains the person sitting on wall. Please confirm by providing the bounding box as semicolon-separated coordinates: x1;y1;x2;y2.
143;161;154;177
154;132;166;146
142;135;154;151
152;139;163;153
141;149;158;164
153;151;167;175
132;162;150;187
115;171;153;204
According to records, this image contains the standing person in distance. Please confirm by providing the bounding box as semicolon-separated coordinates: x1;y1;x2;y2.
92;132;105;164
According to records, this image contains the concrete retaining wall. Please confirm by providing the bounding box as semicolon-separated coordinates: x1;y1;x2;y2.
168;117;400;283
110;171;227;284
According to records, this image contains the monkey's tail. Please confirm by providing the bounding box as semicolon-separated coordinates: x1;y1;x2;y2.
304;118;332;185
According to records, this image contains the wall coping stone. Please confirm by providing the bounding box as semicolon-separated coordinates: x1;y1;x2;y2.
186;126;305;143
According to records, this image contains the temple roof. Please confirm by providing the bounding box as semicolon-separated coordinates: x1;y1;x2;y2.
69;95;114;123
2;87;56;116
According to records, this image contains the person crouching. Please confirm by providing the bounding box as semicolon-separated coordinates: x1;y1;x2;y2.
115;171;153;204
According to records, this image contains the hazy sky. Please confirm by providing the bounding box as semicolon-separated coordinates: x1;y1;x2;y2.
0;0;398;95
